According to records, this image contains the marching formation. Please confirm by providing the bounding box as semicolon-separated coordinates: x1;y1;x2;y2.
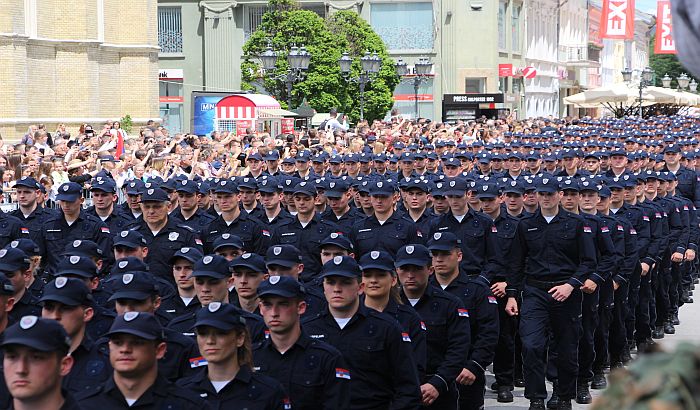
0;114;698;410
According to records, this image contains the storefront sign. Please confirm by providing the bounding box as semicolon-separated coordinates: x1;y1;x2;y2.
444;94;504;104
498;64;514;77
159;69;184;80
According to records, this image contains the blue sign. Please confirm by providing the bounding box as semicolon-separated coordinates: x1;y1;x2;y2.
193;95;225;136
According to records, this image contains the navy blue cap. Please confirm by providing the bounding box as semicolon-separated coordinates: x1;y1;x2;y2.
559;178;580;192
281;157;295;166
427;232;462;252
264;151;280;161
194;302;246;331
0;248;29;273
444;178;468;196
113;230;147;249
7;239;40;257
325;180;349;198
213;179;238;194
443;157;461;167
265;245;302;268
160;178;177;192
312;154;326;164
1;316;71;352
40;277;93;306
198;181;211;195
431;181;448;197
359;251;394;272
598;185;612;198
321;255;361;279
14;176;41;190
369;180;394;196
373;153;387;163
0;273;14;295
90;179;116;193
578;179;598;192
145;177;164;187
258;177;281;193
212;233;244;252
108;272;159;301
404;179;431;193
111;257;149;275
63;239;103;258
192;254;230;279
247;152;263;162
56;182;82;201
343;154;359;163
395;244;432;268
106;312;165;341
125;179;145;195
535;176;558;193
99;155;118;162
664;144;681;154
606;177;624;190
257;276;306;298
328;155;343;164
237;177;258;191
140;187;170;202
230;253;267;273
320;232;353;251
620;174;637;188
175;179;199;194
476;182;500;199
477;153;491;164
280;176;300;194
502;179;524;195
56;255;98;278
293;181;317;196
169;247;203;264
400;152;414;162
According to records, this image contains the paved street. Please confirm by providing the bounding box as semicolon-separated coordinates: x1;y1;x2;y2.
483;296;700;409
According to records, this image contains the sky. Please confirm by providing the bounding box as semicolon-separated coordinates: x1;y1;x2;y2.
636;0;658;15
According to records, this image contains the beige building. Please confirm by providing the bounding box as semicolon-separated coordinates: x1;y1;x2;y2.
0;0;160;141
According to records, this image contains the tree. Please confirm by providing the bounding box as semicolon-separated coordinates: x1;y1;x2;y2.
240;0;397;122
649;33;697;88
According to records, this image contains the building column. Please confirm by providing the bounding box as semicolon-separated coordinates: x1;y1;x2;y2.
201;1;238;91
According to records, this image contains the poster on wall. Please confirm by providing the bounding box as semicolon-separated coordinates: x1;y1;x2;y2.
192;94;226;136
600;0;635;40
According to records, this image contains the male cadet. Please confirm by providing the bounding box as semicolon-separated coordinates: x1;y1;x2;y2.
394;244;470;409
296;151;315;179
168;254;267;344
322;179;365;234
403;179;436;236
350;180;423;259
40;182;112;276
86;179;135;234
7;239;44;299
265;244;327;318
230;253;268;314
605;148;629;178
121;179;145;220
271;181;341;284
170;179;215;234
134;186;202;282
0;248;40;325
63;239;112;305
201;179;270;255
302;256;422;410
264;150;281;175
505;176;597;410
40;277;111;394
157;247;203;325
77;312;207;409
106;271;199;381
431;180;451;215
255;276;350;410
211;233;245;261
428;177;500;279
237;176;266;220
1;316;84;410
11;176;53;243
662;143;700;210
258;176;293;229
427;232;499;409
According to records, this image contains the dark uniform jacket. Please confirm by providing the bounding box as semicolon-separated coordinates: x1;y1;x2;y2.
135;218;202;282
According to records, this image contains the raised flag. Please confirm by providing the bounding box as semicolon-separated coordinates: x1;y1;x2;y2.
655;1;676;54
600;0;635;39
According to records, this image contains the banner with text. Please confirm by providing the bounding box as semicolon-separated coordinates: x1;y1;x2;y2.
600;0;635;39
654;1;677;54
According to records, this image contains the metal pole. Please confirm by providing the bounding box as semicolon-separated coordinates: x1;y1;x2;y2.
359;75;366;121
639;82;643;118
286;71;293;109
414;77;420;120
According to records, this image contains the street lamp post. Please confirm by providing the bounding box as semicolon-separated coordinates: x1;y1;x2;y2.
677;73;691;91
395;57;433;120
258;44;311;108
622;66;653;118
338;51;381;121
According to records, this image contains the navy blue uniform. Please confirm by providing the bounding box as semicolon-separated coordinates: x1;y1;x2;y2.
85;305;116;341
10;206;55;243
7;291;40;325
664;165;700;213
201;212;271;255
170;207;216;235
302;304;422;410
63;337;111;395
169;307;268;345
349;212;424;259
84;206;136;234
0;212;30;249
134;218;202;282
321;206;366;234
156;295;201;326
253;333;350;410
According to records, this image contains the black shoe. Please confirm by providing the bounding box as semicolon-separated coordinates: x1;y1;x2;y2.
664;322;676;334
514;378;526;387
575;382;592;404
529;399;546;410
490;381;499;391
694;278;699;284
591;373;607;389
558;399;573;410
682;292;694;303
547;391;560;409
497;386;514;403
611;361;624;369
689;290;694;296
628;340;637;354
652;326;665;339
671;313;680;326
621;349;633;363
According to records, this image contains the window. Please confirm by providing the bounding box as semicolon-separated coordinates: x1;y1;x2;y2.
465;78;486;93
511;4;521;52
498;1;507;50
392;78;434;119
244;5;268;39
499;77;509;93
371;2;434;51
158;7;183;54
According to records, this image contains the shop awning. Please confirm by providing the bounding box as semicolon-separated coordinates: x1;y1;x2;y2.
215;94;281;120
258;108;298;118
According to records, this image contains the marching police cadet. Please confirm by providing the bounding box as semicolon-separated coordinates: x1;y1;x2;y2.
230;253;268;314
11;176;55;243
105;271;200;381
77;312;207;409
7;238;45;299
402;179;437;236
359;250;427;379
349;180;424;259
201;179;271;255
265;244;327;318
430;180;451;216
112;230;148;264
177;302;286;409
505;176;597;410
2;316;84;410
211;234;246;261
264;150;281;176
168;255;267;344
39;277;112;394
270;181;342;284
394;244;470;409
171;179;215;234
321;179;366;234
157;247;204;325
63;239;112;305
121;179;145;220
40;182;112;276
258;177;294;229
134;186;202;282
237;177;266;220
428;177;501;279
254;276;350;410
427;232;499;410
319;235;355;267
662;143;700;211
302;256;422;410
0;248;40;325
86;179;135;234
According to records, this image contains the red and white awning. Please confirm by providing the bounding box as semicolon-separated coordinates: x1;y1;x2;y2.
215;94;281;120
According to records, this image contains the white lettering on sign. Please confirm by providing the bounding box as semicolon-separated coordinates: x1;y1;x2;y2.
606;0;628;37
201;103;216;111
657;2;675;52
452;95;496;103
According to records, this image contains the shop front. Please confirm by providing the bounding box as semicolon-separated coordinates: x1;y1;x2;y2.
441;93;509;122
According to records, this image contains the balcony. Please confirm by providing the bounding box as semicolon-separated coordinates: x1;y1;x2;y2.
558;45;601;68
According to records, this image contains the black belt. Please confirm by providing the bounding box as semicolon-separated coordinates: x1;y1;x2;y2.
526;277;568;290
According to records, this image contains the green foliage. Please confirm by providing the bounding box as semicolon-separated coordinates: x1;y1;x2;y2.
241;3;397;122
119;114;133;134
650;34;698;88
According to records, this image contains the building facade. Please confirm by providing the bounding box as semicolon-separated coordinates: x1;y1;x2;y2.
523;0;559;118
0;0;160;140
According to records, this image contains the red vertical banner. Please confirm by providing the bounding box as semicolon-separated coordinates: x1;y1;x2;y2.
600;0;635;39
655;1;677;54
281;118;294;134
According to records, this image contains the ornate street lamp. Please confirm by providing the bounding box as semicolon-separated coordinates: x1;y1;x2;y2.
339;51;383;121
256;44;311;108
396;57;433;120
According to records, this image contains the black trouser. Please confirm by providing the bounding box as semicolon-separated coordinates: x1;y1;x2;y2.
578;290;600;382
593;279;614;373
653;255;671;327
625;263;641;343
668;261;682;315
520;283;582;401
458;372;485;410
635;265;653;343
494;295;516;387
609;281;629;363
423;379;458;410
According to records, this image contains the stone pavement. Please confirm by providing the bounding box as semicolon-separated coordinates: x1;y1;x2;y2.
482;298;700;409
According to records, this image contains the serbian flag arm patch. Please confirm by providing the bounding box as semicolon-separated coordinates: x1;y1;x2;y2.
335;368;351;379
189;356;208;368
401;332;411;342
101;227;110;234
457;308;470;317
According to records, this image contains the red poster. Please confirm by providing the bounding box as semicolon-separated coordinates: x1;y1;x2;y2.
236;120;251;136
281;118;294;134
655;1;676;54
498;64;513;77
600;0;635;39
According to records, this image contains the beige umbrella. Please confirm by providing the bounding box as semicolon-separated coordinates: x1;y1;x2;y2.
563;83;634;106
